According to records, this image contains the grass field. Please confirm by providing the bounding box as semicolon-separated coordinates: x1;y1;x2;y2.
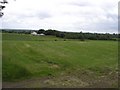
2;33;118;88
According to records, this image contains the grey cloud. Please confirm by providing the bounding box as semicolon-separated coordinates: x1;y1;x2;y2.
96;21;117;30
36;12;52;19
72;13;118;33
84;20;117;33
1;0;118;33
106;14;117;21
69;2;90;7
16;11;52;20
68;1;91;7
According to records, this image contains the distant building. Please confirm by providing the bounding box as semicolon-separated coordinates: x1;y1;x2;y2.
39;33;45;36
31;32;37;35
31;32;45;36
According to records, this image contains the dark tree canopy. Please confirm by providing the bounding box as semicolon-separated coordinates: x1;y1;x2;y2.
0;0;8;17
37;29;45;34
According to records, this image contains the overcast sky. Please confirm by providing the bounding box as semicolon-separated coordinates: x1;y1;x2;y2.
0;0;118;33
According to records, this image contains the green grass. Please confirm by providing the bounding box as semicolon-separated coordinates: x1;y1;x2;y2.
2;33;64;41
2;33;118;82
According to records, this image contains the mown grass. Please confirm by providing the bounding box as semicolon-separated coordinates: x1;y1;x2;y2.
2;33;118;82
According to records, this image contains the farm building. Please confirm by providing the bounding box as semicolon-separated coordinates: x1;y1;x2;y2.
31;32;37;35
31;32;45;36
39;33;45;36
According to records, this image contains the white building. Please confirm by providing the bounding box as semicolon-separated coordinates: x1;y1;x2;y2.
31;32;45;36
39;33;45;36
31;32;37;35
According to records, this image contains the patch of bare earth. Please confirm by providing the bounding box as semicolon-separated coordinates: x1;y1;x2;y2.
2;69;118;88
49;64;60;69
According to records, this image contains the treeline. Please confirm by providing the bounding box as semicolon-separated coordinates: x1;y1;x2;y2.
1;29;33;34
1;29;119;41
37;29;119;41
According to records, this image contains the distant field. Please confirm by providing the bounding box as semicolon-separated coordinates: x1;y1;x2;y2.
2;33;64;41
2;33;118;88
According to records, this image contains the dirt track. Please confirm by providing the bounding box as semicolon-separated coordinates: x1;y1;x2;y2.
2;71;118;88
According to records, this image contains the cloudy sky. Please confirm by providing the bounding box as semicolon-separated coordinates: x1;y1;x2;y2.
0;0;118;33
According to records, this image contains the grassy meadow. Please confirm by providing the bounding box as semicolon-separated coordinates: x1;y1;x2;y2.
2;33;118;88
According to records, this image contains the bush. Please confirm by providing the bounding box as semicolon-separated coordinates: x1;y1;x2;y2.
54;39;57;41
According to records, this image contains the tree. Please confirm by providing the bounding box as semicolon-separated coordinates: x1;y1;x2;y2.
37;29;45;34
45;29;58;36
0;0;8;17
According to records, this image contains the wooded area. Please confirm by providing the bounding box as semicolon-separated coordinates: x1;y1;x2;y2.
1;29;119;41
